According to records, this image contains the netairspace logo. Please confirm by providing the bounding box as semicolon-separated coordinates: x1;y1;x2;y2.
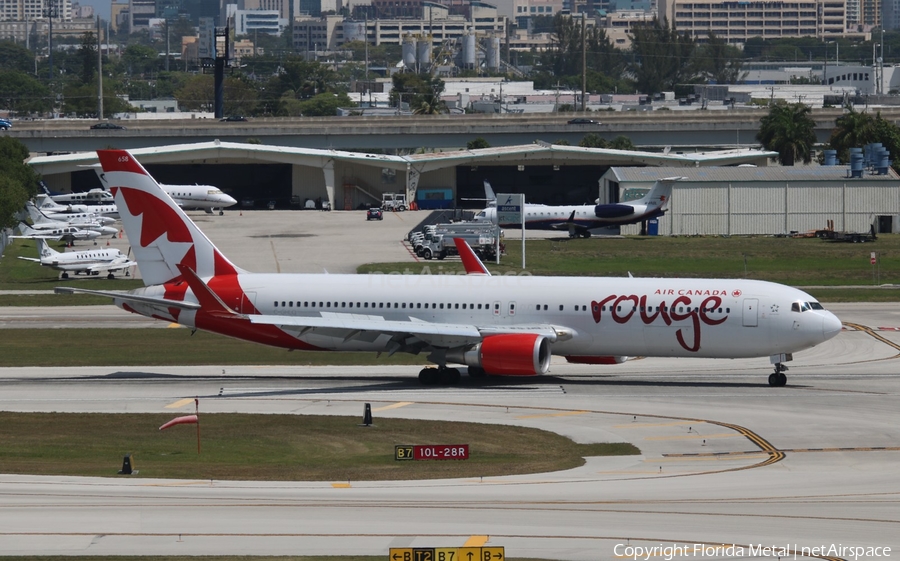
613;543;891;560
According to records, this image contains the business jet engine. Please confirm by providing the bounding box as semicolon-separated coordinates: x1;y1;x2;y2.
594;204;637;219
447;333;551;376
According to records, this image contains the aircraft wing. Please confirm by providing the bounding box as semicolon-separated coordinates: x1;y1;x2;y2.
547;220;589;236
250;313;569;348
83;260;138;273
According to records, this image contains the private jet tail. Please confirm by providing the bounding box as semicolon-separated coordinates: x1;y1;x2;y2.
483;180;496;207
35;238;57;259
95;150;244;286
24;201;50;224
634;176;682;209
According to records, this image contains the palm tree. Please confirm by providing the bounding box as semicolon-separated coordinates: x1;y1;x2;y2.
756;102;817;166
828;107;877;162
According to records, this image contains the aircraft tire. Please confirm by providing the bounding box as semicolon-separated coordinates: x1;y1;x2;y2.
61;272;69;279
582;231;592;238
107;273;115;280
419;368;439;385
777;373;787;386
439;368;460;385
468;366;487;378
768;373;777;387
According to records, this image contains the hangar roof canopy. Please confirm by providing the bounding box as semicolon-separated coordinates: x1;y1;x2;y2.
28;141;777;177
608;165;900;183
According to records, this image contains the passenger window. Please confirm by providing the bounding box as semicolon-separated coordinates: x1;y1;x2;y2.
364;302;368;308
379;303;384;308
536;304;541;311
326;302;331;308
289;301;293;307
417;303;421;308
274;301;278;307
455;303;459;309
440;303;444;309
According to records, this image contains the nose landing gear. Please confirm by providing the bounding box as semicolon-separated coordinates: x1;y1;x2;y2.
768;363;788;387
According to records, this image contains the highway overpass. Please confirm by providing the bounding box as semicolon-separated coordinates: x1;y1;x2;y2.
7;108;885;154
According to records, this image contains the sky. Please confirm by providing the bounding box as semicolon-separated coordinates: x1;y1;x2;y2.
79;0;111;23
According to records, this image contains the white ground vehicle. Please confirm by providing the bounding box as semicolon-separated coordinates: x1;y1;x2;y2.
382;193;408;211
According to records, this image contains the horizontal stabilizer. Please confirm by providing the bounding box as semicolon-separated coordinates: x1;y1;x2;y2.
54;286;201;310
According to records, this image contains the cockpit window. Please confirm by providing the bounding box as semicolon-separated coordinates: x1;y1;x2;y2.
791;301;814;312
476;211;486;218
809;302;824;310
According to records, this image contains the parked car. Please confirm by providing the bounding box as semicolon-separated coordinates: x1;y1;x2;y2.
0;118;12;130
367;207;384;221
90;122;126;130
221;115;248;122
567;118;598;125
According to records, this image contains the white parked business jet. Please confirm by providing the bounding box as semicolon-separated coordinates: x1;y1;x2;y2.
19;239;136;279
475;178;678;238
24;202;118;237
58;150;842;387
16;222;101;243
91;164;237;214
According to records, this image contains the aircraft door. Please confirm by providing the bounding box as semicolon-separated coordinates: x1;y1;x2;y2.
742;298;758;327
240;291;258;314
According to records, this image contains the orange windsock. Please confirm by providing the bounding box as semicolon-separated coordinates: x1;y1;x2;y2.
159;415;199;431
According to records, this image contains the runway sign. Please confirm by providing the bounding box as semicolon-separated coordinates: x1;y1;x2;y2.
394;444;469;461
389;546;504;561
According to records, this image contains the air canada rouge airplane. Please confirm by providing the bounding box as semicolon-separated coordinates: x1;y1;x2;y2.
58;150;842;387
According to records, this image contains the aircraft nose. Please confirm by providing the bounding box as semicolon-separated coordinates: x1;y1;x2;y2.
224;195;237;206
822;312;842;341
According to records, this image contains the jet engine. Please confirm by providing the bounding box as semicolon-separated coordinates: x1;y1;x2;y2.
594;204;636;219
447;333;551;376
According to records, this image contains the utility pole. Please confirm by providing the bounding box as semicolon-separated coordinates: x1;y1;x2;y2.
44;4;57;82
97;15;103;119
581;12;586;112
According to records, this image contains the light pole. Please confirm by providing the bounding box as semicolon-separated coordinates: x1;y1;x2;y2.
43;5;57;82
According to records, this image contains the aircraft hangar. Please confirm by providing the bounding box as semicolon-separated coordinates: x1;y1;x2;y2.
27;141;775;211
604;166;900;236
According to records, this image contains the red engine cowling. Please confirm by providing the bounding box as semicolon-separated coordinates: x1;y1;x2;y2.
480;334;551;376
565;355;629;365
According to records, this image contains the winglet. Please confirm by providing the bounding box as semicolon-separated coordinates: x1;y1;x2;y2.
453;238;491;276
175;263;243;317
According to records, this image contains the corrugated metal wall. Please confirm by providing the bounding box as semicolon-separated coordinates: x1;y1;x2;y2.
623;181;899;235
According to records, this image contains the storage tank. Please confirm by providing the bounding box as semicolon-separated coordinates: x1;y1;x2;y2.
417;35;432;67
344;21;366;43
485;37;501;70
402;35;417;70
461;31;477;69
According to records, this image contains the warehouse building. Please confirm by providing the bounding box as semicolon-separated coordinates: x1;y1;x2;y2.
602;166;900;236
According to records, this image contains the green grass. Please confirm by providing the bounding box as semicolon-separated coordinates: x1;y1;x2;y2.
0;328;429;367
360;235;900;289
6;236;900;302
0;412;639;481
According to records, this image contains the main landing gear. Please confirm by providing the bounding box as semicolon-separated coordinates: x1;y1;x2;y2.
768;363;788;387
418;367;461;386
